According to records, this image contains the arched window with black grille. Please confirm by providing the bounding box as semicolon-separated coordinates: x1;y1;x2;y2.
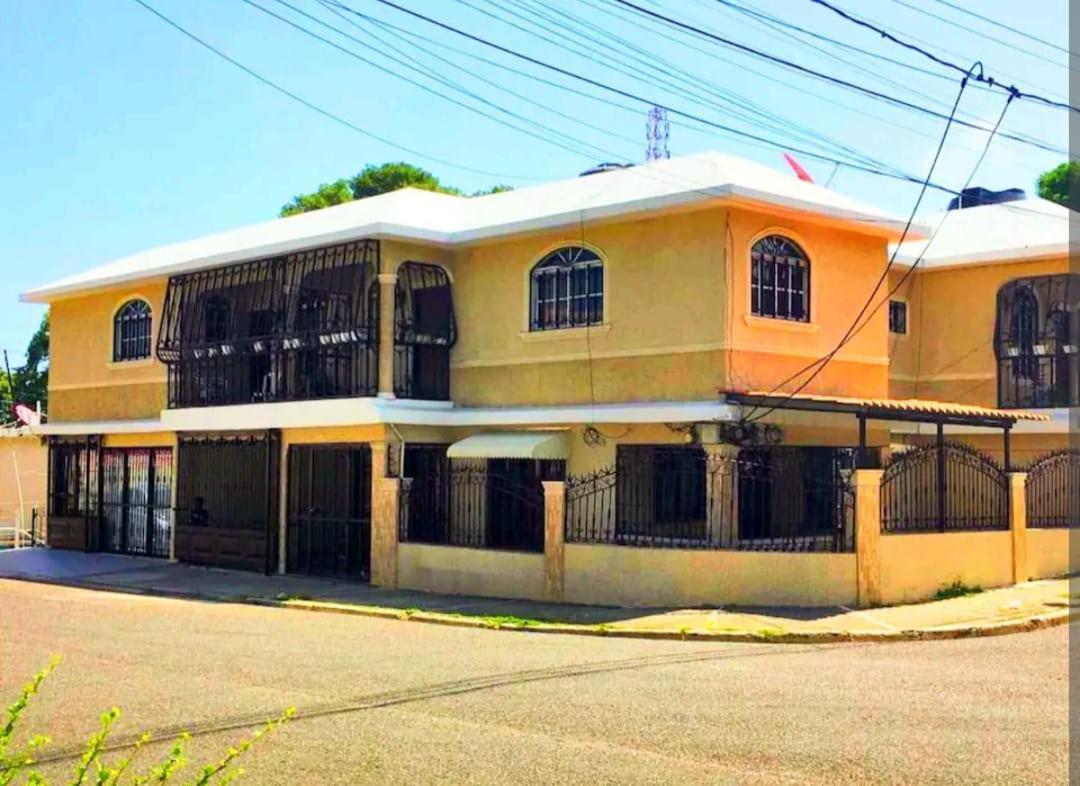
113;299;153;362
750;235;810;322
395;263;456;400
529;246;604;331
996;275;1079;408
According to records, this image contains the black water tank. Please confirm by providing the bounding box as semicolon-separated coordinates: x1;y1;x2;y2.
579;162;633;177
947;186;1026;210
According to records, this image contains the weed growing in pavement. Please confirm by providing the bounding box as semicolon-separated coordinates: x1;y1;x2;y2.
934;581;983;600
0;658;293;785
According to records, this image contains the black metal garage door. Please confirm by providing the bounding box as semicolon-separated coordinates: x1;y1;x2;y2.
287;445;372;581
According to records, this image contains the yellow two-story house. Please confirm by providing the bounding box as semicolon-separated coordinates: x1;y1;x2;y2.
23;152;1063;607
889;191;1077;465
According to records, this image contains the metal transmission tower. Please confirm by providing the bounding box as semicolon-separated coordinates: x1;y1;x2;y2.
646;106;670;161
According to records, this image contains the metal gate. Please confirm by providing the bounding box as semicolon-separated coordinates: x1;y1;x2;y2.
287;445;372;580
100;448;173;558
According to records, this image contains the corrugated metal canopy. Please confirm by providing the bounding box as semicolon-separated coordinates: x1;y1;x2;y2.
725;391;1050;425
446;432;569;460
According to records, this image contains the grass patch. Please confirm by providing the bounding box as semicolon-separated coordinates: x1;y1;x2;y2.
756;627;785;638
275;592;313;602
934;581;983;601
475;614;547;629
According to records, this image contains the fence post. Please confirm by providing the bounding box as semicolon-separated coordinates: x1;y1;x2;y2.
1009;472;1028;584
370;441;400;588
853;469;884;608
542;481;566;603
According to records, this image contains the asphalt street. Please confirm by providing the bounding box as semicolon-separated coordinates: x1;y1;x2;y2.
0;579;1070;784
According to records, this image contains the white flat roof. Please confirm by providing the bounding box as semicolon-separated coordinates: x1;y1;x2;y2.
23;151;916;303
892;198;1078;269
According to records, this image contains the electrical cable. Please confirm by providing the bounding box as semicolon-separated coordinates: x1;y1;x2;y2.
127;0;541;182
809;0;1077;113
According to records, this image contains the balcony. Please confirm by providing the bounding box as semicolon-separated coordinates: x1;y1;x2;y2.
157;240;380;409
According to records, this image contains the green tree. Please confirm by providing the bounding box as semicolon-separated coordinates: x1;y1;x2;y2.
1036;161;1080;210
279;179;354;217
348;161;461;200
278;162;513;217
8;314;49;411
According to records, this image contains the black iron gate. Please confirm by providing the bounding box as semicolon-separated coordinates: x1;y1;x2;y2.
100;448;173;558
287;445;372;580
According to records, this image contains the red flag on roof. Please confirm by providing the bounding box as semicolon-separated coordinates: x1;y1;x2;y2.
783;154;814;183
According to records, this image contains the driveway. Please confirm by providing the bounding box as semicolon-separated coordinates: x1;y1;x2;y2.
0;578;1071;785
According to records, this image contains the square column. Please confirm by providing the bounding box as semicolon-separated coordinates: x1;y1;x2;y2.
377;272;398;399
370;441;400;587
853;469;884;608
543;481;566;602
703;443;739;545
1009;472;1028;584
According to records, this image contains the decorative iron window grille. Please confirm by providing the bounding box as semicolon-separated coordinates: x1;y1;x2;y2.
888;299;907;335
47;438;99;518
113;300;153;362
394;262;456;400
156;240;379;408
616;446;707;539
994;275;1078;408
529;246;604;331
750;235;810;322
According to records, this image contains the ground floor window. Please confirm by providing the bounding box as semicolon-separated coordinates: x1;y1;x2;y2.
48;439;98;518
615;446;706;541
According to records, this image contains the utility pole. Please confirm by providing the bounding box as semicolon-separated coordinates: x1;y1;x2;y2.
646;106;670;161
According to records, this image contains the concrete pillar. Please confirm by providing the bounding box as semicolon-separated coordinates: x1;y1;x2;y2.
1009;472;1028;584
370;441;399;588
542;481;566;603
377;272;398;398
278;438;289;575
853;469;884;608
703;443;739;544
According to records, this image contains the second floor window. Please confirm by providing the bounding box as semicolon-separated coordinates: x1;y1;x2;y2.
751;235;810;322
888;300;908;335
530;246;604;331
113;299;152;362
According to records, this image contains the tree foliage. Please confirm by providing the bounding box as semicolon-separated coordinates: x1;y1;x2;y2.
3;314;48;414
279;162;511;217
1036;161;1080;210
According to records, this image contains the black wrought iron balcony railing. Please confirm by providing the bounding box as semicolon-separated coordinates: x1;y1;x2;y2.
157;240;381;408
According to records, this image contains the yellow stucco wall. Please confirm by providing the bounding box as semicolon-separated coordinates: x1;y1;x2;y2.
878;531;1014;604
397;542;547;601
889;256;1069;407
0;435;47;521
49;281;169;422
1026;528;1075;580
563;543;856;607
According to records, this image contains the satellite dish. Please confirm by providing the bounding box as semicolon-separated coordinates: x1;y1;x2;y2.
12;403;41;427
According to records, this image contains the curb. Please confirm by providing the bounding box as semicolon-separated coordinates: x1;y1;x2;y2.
4;572;1075;644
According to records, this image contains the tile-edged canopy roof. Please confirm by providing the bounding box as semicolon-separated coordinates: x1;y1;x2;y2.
723;391;1050;428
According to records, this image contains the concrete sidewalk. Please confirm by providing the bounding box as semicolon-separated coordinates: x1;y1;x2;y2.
1;548;1074;642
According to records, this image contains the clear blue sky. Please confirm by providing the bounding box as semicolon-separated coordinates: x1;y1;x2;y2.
0;0;1069;368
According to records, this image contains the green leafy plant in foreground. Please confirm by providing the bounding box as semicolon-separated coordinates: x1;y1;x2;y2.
934;581;983;601
0;658;292;785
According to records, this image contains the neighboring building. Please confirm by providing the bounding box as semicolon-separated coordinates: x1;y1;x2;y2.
19;154;1071;606
0;427;47;545
889;193;1078;465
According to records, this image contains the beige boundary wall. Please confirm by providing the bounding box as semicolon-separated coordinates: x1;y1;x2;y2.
369;463;1076;609
878;531;1013;606
1026;528;1074;582
563;544;856;607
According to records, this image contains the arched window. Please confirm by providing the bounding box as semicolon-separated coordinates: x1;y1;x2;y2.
751;235;810;322
113;300;152;362
530;246;604;331
1009;286;1039;382
395;262;456;400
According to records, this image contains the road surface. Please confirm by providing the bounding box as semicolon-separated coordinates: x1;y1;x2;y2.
0;579;1070;784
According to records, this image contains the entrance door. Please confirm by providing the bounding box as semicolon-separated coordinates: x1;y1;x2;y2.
287;445;372;580
100;448;173;558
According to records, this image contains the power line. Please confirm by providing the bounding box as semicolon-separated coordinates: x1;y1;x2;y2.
127;0;540;183
890;0;1070;64
930;0;1069;56
808;0;1077;113
746;84;1016;424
